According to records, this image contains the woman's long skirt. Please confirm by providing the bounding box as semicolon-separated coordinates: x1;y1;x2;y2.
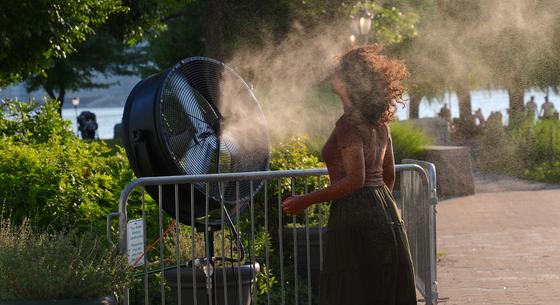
318;186;417;305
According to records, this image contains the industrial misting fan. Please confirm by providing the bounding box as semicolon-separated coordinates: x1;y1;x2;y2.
122;57;269;305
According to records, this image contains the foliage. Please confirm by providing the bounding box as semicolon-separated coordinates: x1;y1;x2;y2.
351;2;418;45
0;218;131;301
267;137;330;226
19;0;185;113
478;119;560;182
144;0;417;72
143;0;292;69
0;0;128;86
270;136;325;171
247;136;329;303
477;120;521;175
390;121;432;163
139;0;204;76
389;0;560;120
25;32;147;112
0;99;74;143
0;99;136;232
524;161;560;183
288;0;418;45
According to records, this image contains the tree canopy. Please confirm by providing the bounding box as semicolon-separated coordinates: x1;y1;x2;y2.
2;0;184;113
0;0;127;86
5;0;560;123
393;0;560;120
143;0;418;72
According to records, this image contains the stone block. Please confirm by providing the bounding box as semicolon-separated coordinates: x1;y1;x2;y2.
423;145;475;198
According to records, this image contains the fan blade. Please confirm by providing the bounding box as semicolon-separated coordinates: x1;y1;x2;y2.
181;130;219;175
167;128;197;163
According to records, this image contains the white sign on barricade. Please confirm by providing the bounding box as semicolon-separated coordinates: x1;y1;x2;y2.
127;219;145;267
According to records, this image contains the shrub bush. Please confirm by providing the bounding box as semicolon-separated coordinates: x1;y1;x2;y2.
477;119;522;175
390;121;432;163
478;119;560;182
0;100;74;143
0;218;130;301
0;99;136;232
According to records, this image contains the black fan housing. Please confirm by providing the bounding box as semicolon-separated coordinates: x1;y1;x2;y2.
122;57;269;226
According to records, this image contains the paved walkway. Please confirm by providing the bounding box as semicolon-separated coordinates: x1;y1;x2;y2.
435;174;560;305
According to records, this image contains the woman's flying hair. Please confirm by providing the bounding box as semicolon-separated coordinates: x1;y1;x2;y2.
337;44;409;125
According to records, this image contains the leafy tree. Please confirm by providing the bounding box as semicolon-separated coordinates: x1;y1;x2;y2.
394;0;560;122
7;0;182;114
388;0;485;120
143;0;293;70
25;32;145;114
476;0;560;119
0;0;127;87
291;0;418;45
139;0;205;75
144;0;418;71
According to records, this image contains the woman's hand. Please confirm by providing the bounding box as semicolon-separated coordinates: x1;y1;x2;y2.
281;195;311;215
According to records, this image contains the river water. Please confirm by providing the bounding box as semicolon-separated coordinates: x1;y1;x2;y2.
61;88;560;139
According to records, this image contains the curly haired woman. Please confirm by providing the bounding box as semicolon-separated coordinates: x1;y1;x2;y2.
282;44;417;305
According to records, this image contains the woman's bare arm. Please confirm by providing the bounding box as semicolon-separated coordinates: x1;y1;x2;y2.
281;145;365;215
382;132;395;191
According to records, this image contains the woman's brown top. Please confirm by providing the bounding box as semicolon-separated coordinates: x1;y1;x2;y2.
322;112;391;187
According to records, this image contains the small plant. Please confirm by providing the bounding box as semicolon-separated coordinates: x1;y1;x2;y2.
390;121;432;163
0;218;131;301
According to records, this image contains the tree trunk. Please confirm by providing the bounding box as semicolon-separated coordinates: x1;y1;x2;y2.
507;87;525;124
456;83;472;122
57;88;66;116
408;93;421;119
44;86;65;116
202;0;225;60
45;87;56;100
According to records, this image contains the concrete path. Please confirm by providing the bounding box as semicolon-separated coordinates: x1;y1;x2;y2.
435;173;560;305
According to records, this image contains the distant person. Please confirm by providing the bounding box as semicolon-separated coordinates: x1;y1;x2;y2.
487;111;503;127
526;96;537;123
78;111;98;140
438;103;452;123
474;108;485;126
540;95;556;120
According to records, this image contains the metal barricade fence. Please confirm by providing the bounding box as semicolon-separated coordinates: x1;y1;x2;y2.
400;159;438;305
108;163;438;305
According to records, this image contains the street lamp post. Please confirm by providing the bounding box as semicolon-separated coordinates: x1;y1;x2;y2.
72;97;80;137
351;8;373;44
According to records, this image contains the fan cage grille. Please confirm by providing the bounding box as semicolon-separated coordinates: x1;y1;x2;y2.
158;57;269;205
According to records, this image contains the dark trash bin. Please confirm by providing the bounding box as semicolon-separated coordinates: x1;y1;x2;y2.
78;111;98;140
164;263;259;305
283;227;326;297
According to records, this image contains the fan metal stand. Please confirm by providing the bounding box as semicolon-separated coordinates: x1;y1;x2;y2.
187;204;246;305
187;138;247;305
